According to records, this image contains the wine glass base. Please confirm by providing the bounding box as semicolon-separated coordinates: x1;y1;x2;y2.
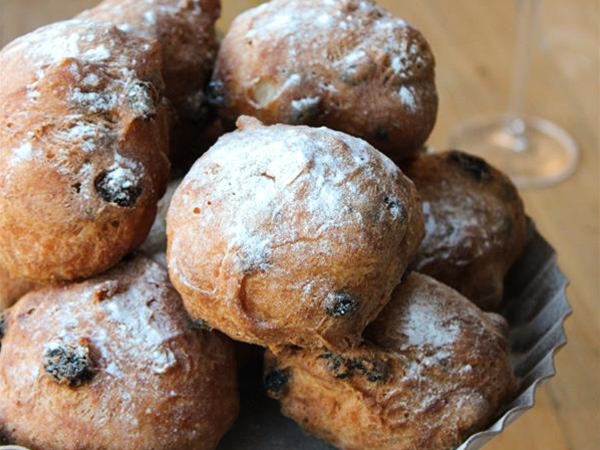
448;115;579;188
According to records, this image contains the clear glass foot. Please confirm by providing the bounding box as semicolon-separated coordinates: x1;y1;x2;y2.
448;115;579;188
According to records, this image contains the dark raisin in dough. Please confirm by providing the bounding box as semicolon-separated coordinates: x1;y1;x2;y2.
264;368;291;398
95;168;143;207
325;292;358;317
43;340;94;387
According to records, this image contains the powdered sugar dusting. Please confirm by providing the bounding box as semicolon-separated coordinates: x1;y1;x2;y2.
83;44;111;61
399;85;417;112
4;20;116;66
403;299;460;348
118;22;135;32
344;49;368;66
3;19;153;116
173;122;405;280
291;96;320;117
144;10;157;25
101;166;140;200
417;195;496;267
39;260;189;410
238;0;430;91
2;258;212;436
356;273;514;427
70;89;116;114
10;141;38;165
62;121;101;151
25;68;45;102
100;273;181;376
82;73;100;87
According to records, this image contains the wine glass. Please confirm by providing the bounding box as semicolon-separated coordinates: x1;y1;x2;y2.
448;0;579;189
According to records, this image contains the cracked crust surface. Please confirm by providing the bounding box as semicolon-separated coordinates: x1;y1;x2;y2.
211;0;437;159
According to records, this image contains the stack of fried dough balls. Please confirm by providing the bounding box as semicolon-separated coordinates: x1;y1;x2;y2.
167;0;524;449
0;1;529;450
0;1;239;450
167;117;521;450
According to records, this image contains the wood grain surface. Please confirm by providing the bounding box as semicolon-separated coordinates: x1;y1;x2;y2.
1;1;598;449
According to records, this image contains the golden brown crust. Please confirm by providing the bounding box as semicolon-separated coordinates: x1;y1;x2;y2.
265;273;517;450
78;0;222;168
0;268;38;311
211;0;437;159
0;256;238;450
0;20;170;282
401;151;528;311
167;117;424;351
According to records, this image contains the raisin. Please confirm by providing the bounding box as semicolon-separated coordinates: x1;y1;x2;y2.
374;126;389;142
95;167;142;207
356;358;390;382
190;318;211;332
325;292;358;317
319;350;390;383
320;351;353;379
384;196;408;222
447;151;491;182
43;340;94;387
264;368;291;398
206;80;226;107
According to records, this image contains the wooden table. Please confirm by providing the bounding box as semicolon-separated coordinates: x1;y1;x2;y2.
1;1;598;449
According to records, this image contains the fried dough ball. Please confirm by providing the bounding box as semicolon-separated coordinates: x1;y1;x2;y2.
264;273;517;450
401;151;528;311
167;116;424;351
0;20;170;282
78;0;222;168
0;256;238;450
210;0;437;160
0;268;38;311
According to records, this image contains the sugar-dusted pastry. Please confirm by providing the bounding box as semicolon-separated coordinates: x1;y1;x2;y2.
0;20;170;281
401;150;528;311
0;256;238;450
167;116;424;351
78;0;222;168
210;0;437;159
264;273;517;450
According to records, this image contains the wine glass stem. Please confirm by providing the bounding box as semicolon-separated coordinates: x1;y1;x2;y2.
507;0;542;151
